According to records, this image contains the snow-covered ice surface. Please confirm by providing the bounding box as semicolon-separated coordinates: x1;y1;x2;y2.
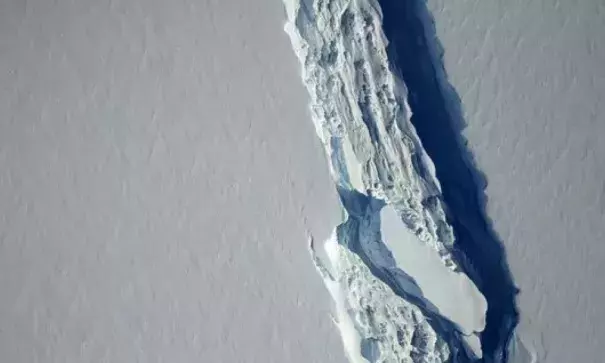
0;0;350;362
281;0;507;361
423;0;605;362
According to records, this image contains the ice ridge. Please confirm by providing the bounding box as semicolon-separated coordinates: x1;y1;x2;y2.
282;0;489;361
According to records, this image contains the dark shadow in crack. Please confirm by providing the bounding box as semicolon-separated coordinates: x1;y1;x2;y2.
377;0;520;362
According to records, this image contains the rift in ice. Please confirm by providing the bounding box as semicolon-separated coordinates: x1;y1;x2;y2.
282;0;519;362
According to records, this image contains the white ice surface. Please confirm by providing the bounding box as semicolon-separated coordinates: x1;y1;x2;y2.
380;205;486;356
319;236;367;363
427;0;605;362
0;0;348;362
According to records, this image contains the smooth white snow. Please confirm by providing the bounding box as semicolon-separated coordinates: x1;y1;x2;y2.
427;0;605;362
0;0;348;362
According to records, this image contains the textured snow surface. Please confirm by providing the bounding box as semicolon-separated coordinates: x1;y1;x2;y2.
0;0;349;362
282;0;490;361
425;0;605;362
310;233;450;363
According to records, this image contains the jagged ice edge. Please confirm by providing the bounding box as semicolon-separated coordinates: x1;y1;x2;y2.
282;0;487;361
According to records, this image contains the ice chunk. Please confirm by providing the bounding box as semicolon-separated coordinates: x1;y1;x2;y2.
380;205;487;342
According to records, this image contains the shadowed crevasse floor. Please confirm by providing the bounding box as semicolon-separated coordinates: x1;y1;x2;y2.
377;0;520;362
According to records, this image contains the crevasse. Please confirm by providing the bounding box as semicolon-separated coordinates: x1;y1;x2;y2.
282;0;488;361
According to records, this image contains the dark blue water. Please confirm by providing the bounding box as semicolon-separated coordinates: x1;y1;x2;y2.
377;0;520;362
